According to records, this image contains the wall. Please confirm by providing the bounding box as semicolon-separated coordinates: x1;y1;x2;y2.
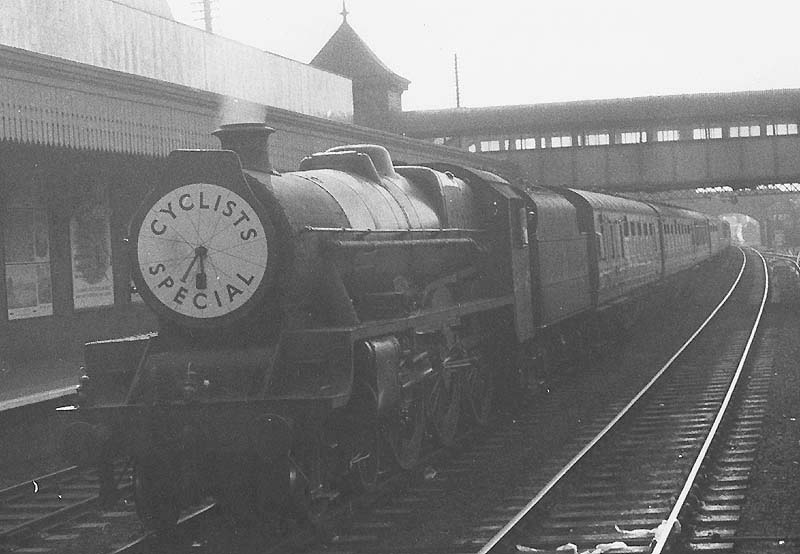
0;143;159;364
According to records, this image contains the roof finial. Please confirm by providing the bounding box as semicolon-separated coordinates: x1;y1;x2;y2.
340;0;349;22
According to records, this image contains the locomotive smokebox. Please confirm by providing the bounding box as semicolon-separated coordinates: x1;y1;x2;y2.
212;122;276;174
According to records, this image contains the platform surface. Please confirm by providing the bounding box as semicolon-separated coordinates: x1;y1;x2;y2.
0;357;81;412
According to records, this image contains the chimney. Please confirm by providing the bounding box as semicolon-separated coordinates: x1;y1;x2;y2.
212;123;276;174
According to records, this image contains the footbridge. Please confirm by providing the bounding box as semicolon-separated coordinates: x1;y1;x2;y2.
398;89;800;193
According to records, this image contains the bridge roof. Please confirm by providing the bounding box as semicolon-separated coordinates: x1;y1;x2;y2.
399;89;800;137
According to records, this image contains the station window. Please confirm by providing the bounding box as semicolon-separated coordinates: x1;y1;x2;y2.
584;132;610;146
515;137;537;150
693;127;723;140
480;140;501;152
617;131;647;144
729;125;761;138
4;203;52;320
468;144;477;153
656;129;680;142
766;123;799;136
550;135;572;148
514;137;537;150
70;182;114;310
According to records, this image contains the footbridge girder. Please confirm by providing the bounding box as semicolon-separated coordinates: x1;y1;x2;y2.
503;136;800;192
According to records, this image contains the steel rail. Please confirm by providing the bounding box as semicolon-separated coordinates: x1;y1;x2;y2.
0;496;98;540
761;251;800;273
0;465;92;541
478;248;748;554
651;248;768;554
109;503;217;554
0;466;77;501
0;462;132;542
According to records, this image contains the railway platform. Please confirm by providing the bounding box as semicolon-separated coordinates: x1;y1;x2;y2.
0;357;80;412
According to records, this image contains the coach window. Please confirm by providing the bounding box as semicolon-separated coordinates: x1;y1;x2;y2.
4;189;52;320
636;222;643;254
608;221;622;259
597;216;606;260
510;199;528;248
70;182;114;309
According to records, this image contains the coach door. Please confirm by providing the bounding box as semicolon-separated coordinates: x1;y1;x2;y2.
509;195;534;341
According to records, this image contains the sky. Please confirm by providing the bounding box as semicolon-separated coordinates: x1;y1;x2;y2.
165;0;800;111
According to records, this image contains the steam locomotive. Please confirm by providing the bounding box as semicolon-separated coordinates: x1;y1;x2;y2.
61;123;730;530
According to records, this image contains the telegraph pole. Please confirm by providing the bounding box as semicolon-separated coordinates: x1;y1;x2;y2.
454;53;461;108
192;0;215;33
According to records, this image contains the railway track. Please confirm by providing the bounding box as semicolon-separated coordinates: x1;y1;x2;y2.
476;248;767;553
259;251;752;554
682;330;775;551
0;465;94;542
1;250;754;554
0;459;215;554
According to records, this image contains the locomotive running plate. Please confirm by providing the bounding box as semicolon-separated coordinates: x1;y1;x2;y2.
136;183;269;320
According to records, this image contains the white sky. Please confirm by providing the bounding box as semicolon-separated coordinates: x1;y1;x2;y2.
166;0;800;111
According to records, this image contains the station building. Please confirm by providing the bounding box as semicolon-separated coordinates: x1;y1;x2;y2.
0;0;497;397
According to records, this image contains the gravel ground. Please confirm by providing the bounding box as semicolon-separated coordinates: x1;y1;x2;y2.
736;258;800;553
0;399;73;490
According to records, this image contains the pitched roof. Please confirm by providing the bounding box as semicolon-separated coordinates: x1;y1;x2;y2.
311;19;409;89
